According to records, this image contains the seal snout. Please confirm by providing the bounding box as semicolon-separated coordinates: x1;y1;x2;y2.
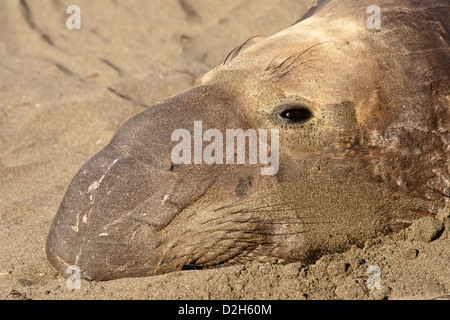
46;146;180;280
46;87;233;280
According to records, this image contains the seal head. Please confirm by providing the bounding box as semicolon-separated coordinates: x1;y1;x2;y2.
47;0;449;280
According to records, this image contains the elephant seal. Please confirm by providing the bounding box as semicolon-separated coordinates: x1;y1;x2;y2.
46;0;449;281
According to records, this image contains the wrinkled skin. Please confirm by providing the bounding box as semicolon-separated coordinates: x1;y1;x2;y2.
47;0;449;281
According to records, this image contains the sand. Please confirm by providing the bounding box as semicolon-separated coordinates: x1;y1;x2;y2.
0;0;448;300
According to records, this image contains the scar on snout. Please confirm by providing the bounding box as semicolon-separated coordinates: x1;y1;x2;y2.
162;194;170;204
70;158;121;232
88;158;121;194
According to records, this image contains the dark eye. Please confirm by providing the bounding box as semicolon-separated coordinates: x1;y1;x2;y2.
277;105;313;124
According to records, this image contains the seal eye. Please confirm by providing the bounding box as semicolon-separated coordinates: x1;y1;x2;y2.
277;105;312;124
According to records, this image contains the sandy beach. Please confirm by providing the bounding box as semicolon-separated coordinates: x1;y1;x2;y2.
0;0;448;300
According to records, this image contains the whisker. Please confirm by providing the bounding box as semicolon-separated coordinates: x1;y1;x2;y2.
113;118;127;135
270;52;299;75
244;249;288;262
277;59;322;80
244;202;294;211
213;239;262;244
233;208;296;214
223;35;263;65
213;190;266;211
221;229;310;236
198;245;255;251
231;218;333;225
277;41;333;73
265;51;285;72
227;201;295;213
266;41;334;80
200;211;297;227
224;45;244;65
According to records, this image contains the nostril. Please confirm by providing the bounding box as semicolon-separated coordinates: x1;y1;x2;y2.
169;163;180;172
